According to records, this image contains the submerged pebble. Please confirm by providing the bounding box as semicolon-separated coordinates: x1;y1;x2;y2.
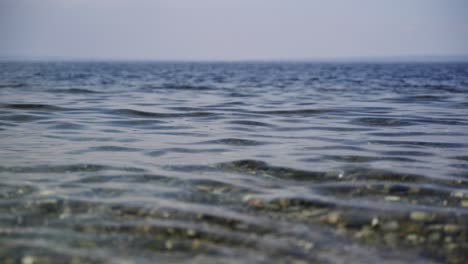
409;211;433;222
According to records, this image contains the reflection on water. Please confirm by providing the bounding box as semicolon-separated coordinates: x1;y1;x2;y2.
1;62;468;263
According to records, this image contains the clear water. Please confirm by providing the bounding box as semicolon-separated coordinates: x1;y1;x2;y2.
1;62;468;263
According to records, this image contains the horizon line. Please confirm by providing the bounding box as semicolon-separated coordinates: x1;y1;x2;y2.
1;54;468;63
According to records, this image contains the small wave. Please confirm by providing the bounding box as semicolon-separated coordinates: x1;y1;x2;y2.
279;126;369;132
52;88;101;94
0;103;69;111
408;95;448;101
218;160;330;181
0;114;47;122
368;132;427;137
228;120;273;127
109;109;216;118
218;160;431;184
142;84;215;91
352;117;413;127
409;118;467;126
48;122;86;130
457;102;468;108
90;146;141;152
0;164;146;173
0;83;28;88
0;121;17;127
342;167;425;183
431;85;464;93
380;150;434;157
228;92;251;98
253;108;335;116
202;138;265;146
369;140;466;148
106;119;167;127
145;148;226;157
76;174;172;184
325;155;415;163
451;156;468;162
385;95;449;103
69;146;142;154
166;107;204;111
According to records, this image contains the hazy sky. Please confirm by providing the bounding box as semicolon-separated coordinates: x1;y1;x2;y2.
1;0;467;60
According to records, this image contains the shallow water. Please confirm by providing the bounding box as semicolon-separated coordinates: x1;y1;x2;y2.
1;62;468;263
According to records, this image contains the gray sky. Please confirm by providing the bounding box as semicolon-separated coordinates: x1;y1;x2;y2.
1;0;467;61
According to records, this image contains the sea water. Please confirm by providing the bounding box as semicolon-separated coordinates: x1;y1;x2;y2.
1;62;468;263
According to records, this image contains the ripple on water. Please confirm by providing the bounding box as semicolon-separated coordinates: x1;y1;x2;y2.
0;103;69;111
0;114;47;122
68;146;142;155
253;108;336;116
51;88;101;94
201;138;265;146
109;108;217;118
218;160;331;181
379;150;435;157
145;148;226;157
451;156;468;162
369;140;467;148
0;164;146;173
0;83;28;88
106;119;167;127
325;155;416;163
48;122;86;130
352;117;414;127
227;120;274;127
141;84;215;91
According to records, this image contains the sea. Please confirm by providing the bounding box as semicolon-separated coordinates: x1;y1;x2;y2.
1;62;468;263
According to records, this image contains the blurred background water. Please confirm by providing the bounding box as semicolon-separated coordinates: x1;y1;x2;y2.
1;62;468;263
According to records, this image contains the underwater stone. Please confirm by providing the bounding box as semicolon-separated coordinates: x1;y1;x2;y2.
443;224;461;234
409;211;432;222
21;256;35;264
383;233;399;247
323;212;341;225
381;221;399;232
428;232;441;243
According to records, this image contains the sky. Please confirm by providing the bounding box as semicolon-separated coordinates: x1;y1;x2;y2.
1;0;467;61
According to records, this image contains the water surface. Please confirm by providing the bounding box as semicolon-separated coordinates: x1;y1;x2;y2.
1;62;468;263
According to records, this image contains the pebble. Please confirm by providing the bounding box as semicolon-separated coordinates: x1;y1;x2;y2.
406;234;419;244
428;232;441;243
444;224;461;234
384;233;398;246
385;196;400;201
409;211;432;222
298;240;314;251
21;256;35;264
165;240;173;250
428;224;444;231
452;191;467;198
324;212;341;225
381;221;399;232
186;229;196;236
39;190;55;196
446;243;458;252
191;239;201;249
